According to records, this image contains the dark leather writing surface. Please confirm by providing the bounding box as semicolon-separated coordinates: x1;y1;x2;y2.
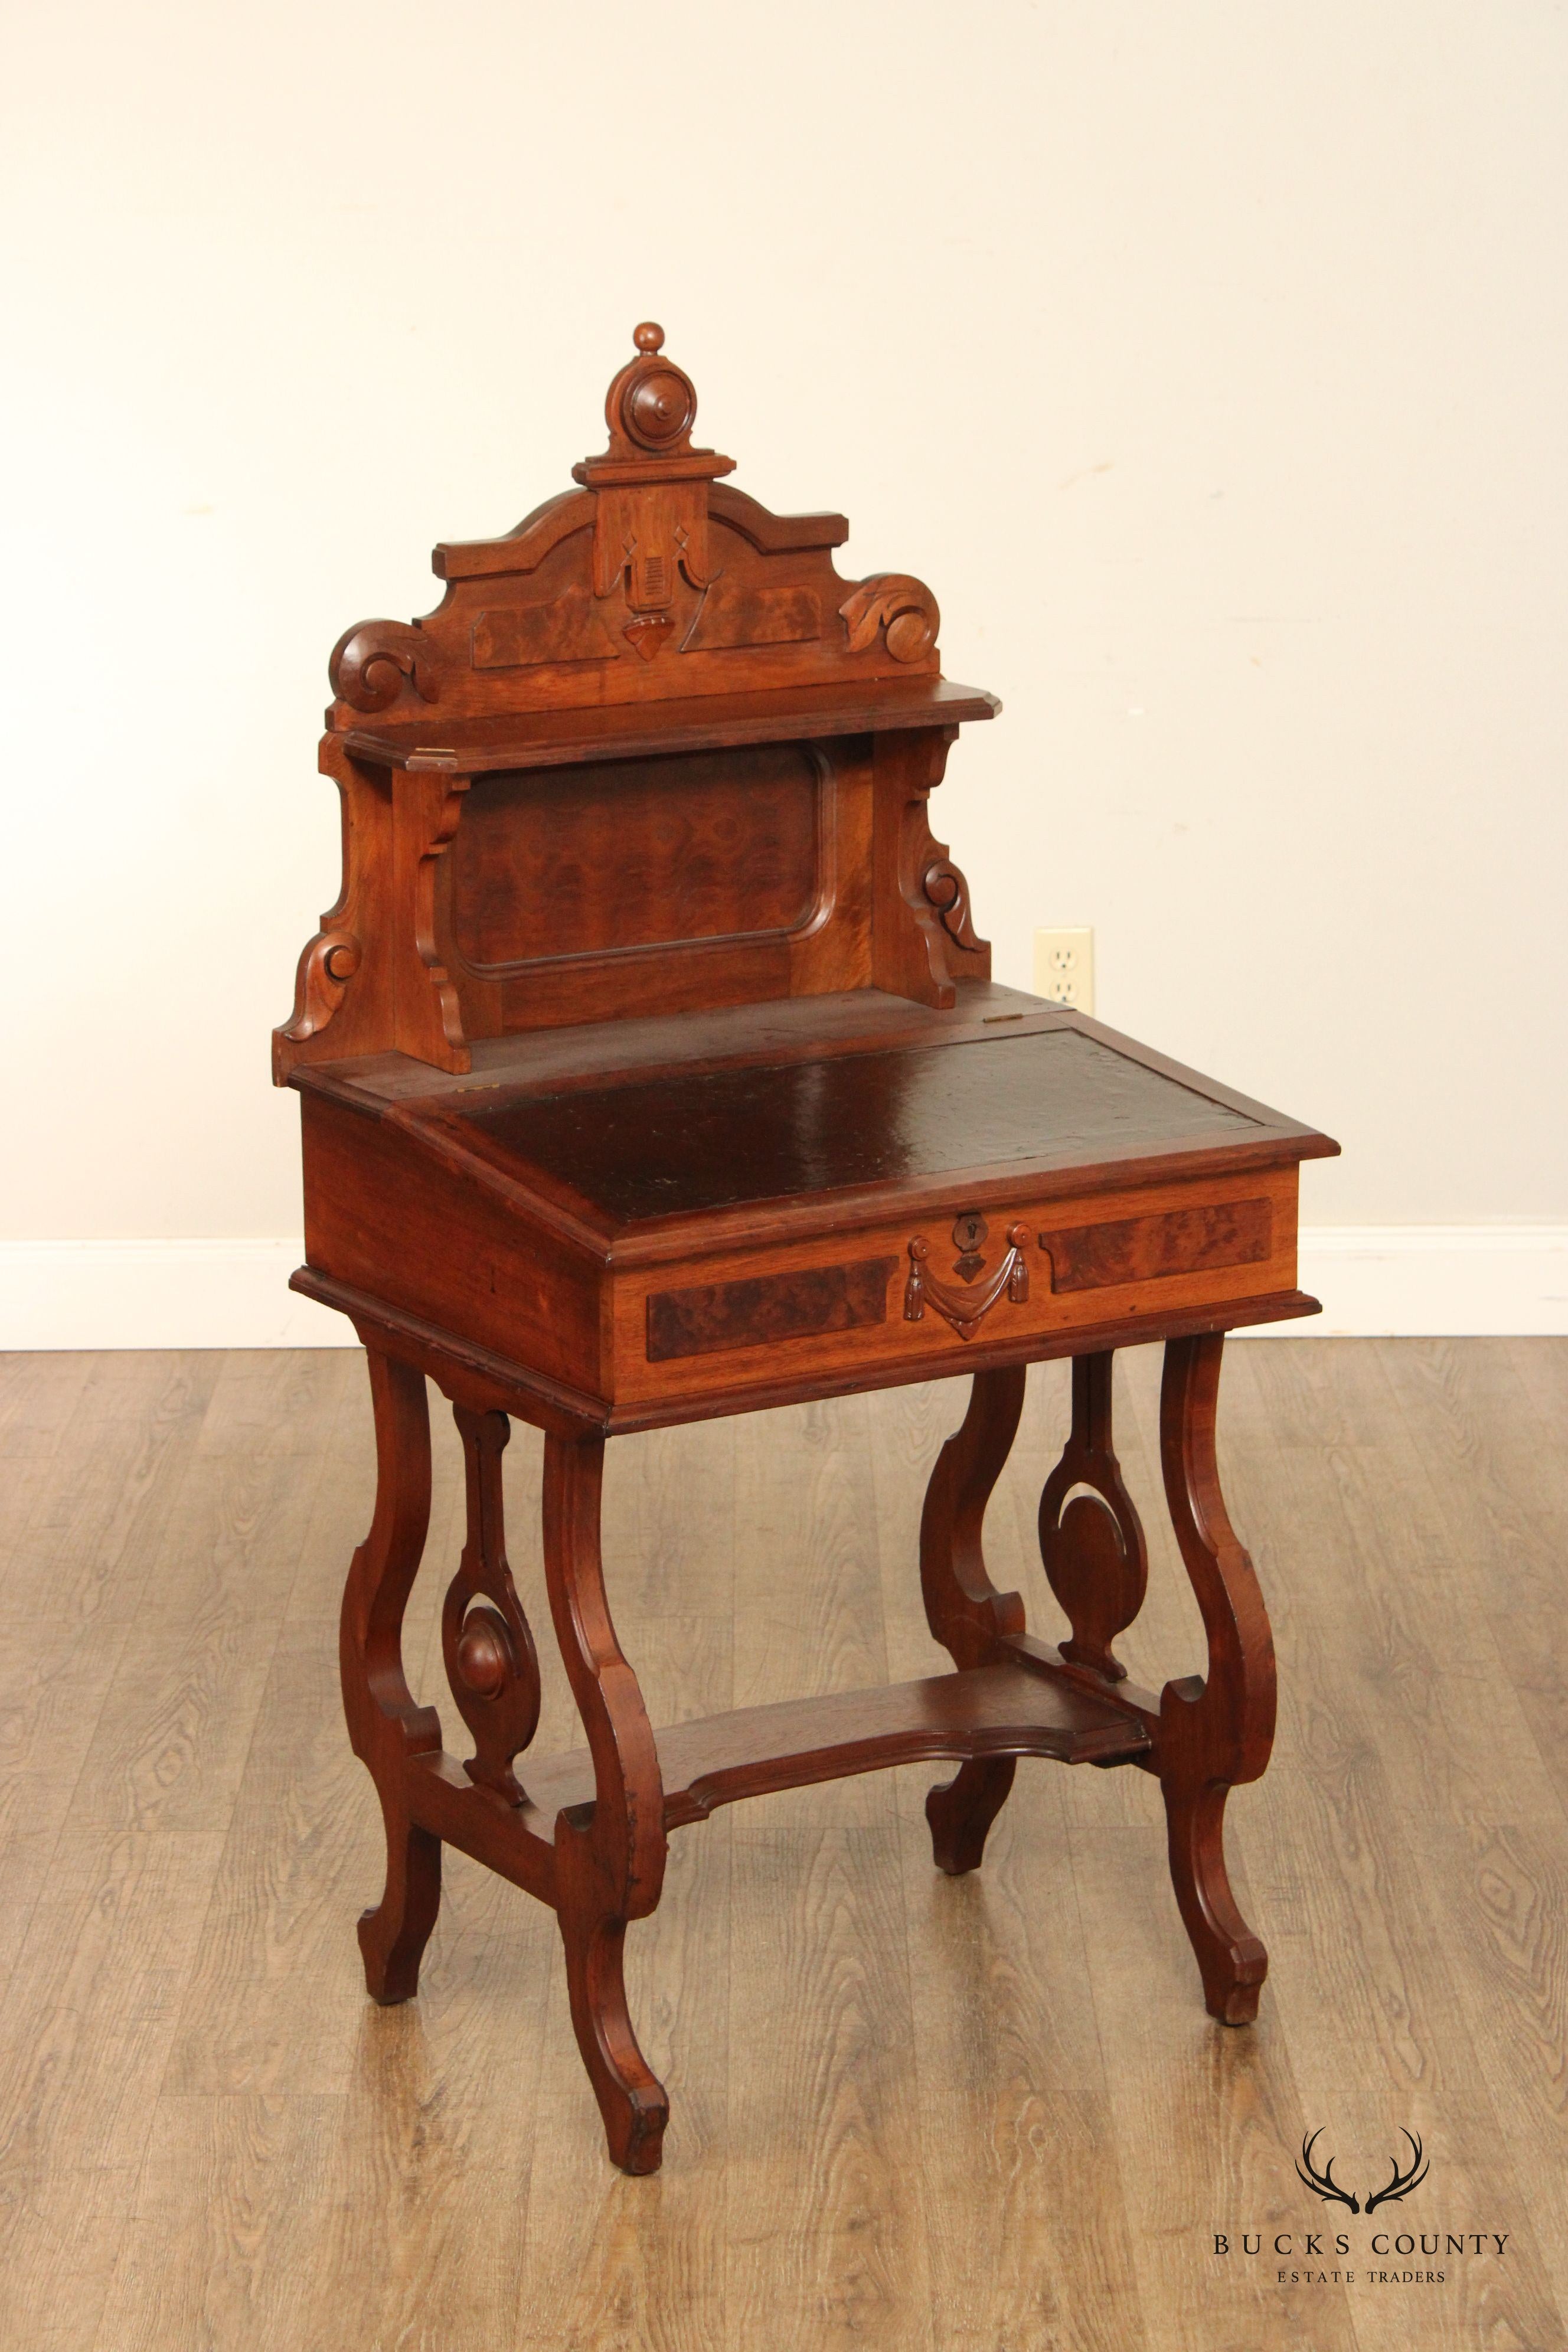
453;1028;1263;1220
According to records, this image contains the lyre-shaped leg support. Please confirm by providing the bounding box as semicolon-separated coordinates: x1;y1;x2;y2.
340;1348;443;2004
1156;1333;1276;2023
919;1366;1027;1873
442;1406;541;1805
1038;1352;1149;1680
543;1432;670;2174
1034;1340;1275;2021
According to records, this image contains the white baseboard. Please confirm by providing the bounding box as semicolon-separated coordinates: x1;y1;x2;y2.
1282;1225;1568;1338
0;1240;354;1350
1;1228;1565;1350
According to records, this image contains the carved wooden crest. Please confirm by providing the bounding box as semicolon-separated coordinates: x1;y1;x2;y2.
326;322;942;727
277;323;992;1082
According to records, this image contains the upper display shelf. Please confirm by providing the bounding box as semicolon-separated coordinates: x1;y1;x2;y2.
340;677;999;775
276;324;1004;1084
323;323;974;740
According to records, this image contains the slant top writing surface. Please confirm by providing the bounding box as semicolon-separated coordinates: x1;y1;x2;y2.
449;1030;1267;1220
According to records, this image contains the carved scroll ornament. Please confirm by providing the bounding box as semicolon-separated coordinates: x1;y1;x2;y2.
331;620;440;712
922;857;986;954
839;573;940;664
278;929;362;1047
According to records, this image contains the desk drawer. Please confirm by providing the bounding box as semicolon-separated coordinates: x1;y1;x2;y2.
613;1165;1300;1409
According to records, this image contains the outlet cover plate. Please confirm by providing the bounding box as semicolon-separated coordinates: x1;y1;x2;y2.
1033;927;1094;1013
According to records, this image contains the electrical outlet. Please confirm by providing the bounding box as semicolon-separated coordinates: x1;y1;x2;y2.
1033;927;1094;1013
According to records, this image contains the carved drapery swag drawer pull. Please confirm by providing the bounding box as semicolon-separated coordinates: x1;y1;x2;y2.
903;1223;1030;1341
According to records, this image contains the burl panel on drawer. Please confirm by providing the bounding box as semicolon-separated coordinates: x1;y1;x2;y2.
274;321;1339;2174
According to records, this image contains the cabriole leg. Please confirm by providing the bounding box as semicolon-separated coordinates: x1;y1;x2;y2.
1156;1333;1276;2024
542;1431;669;2173
340;1347;443;2004
919;1366;1026;1874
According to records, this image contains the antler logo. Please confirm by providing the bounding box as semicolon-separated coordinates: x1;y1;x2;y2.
1365;2132;1429;2213
1296;2131;1360;2212
1296;2129;1429;2215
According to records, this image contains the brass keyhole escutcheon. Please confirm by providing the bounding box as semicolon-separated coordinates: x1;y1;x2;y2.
951;1210;988;1282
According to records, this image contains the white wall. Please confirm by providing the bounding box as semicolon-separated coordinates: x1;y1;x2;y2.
2;2;1564;1337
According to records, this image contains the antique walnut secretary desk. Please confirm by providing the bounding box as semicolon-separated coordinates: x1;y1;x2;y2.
275;324;1338;2173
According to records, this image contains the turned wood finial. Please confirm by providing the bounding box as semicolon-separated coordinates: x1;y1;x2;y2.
613;327;697;455
570;318;736;610
582;319;721;477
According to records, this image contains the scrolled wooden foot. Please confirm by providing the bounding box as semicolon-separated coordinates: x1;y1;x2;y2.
556;1824;669;2175
1162;1776;1268;2024
359;1811;442;2005
918;1366;1025;1872
543;1429;669;2171
1156;1334;1276;2023
926;1756;1017;1875
340;1347;444;2004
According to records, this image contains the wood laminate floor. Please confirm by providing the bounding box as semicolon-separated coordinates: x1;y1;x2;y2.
1;1340;1565;2351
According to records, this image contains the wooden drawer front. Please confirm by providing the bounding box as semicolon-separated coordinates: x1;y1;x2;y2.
617;1167;1299;1404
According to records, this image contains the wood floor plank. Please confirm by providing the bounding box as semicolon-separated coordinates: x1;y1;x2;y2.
1231;1331;1383;1453
512;1822;731;2352
0;1351;218;1632
0;1350;94;1459
0;1636;129;1985
161;1619;383;2097
299;1857;550;2352
0;1828;226;2350
0;1351;97;1576
731;1393;893;1829
0;1828;226;2171
67;1353;349;1834
1417;1818;1568;2321
1354;1340;1568;1825
1220;1354;1567;2350
0;2169;148;2352
868;1358;1154;2350
1226;1415;1563;1833
280;1347;378;1625
726;1824;933;2351
897;1771;1148;2352
1073;1821;1359;2352
1256;1770;1566;2351
0;1339;1564;2350
1505;1335;1568;1429
602;1413;739;1625
90;2093;342;2352
0;1357;227;1979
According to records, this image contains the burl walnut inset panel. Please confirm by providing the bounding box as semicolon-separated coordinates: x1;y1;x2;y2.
1041;1197;1273;1293
447;742;825;972
646;1255;898;1362
449;1028;1263;1220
